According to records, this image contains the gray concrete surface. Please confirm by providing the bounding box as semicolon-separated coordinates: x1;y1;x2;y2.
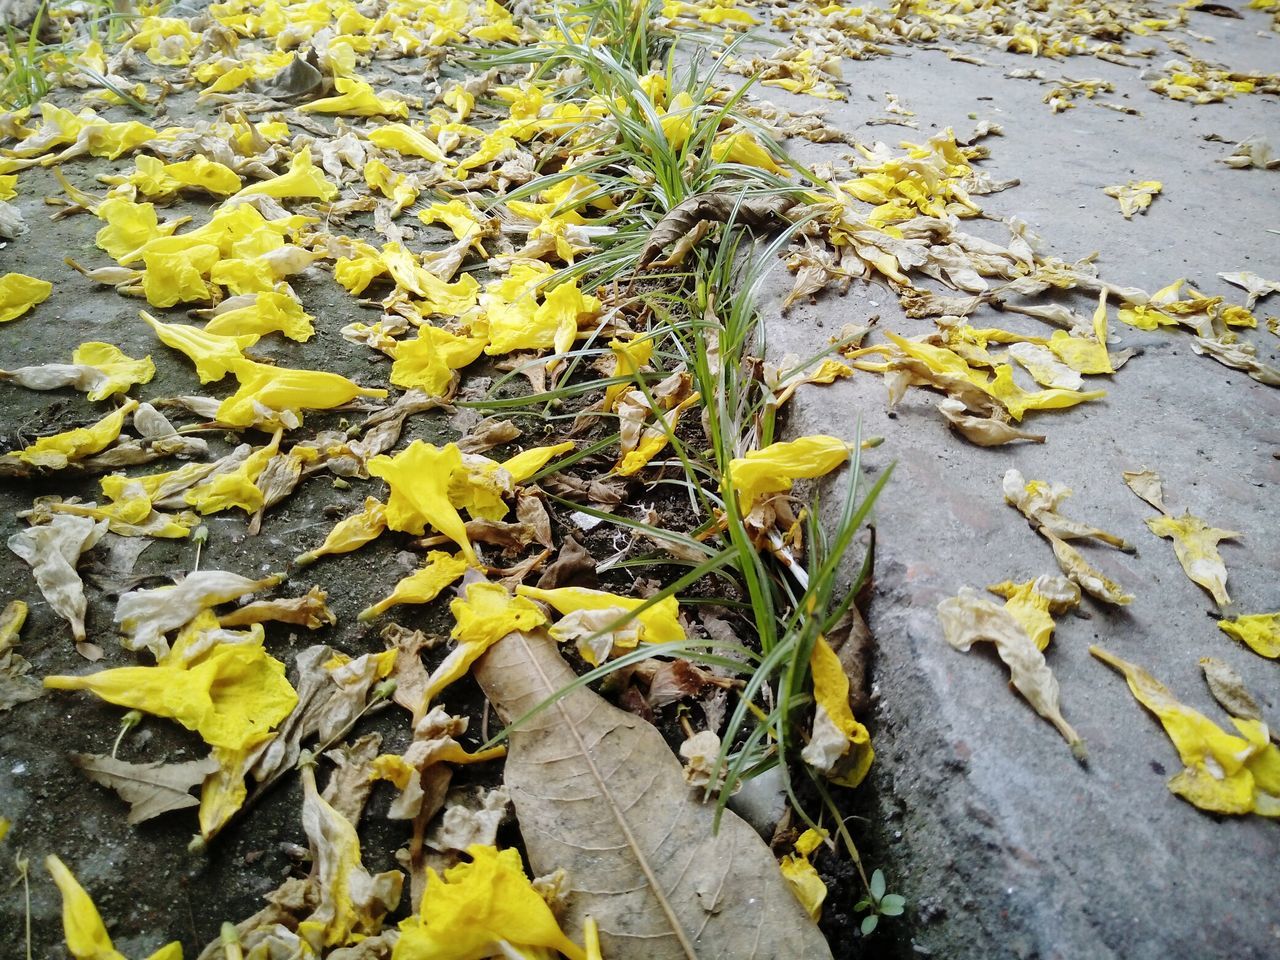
762;8;1280;960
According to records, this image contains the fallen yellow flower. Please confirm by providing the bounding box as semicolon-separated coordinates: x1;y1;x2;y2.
1218;613;1280;659
368;441;476;563
300;77;410;117
1146;512;1239;608
801;635;875;784
46;855;182;960
216;359;388;428
203;291;315;342
19;399;137;469
0;272;52;322
423;581;547;704
1092;645;1280;816
45;638;297;751
390;325;486;396
727;434;850;513
232;146;338;201
141;311;257;382
359;551;469;621
296;497;388;566
940;587;1084;755
368;123;450;163
393;845;586;960
518;584;687;644
987;575;1081;651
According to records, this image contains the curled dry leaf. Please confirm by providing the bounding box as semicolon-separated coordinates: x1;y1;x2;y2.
638;192;796;268
1198;658;1263;725
939;587;1084;756
474;629;833;960
937;398;1045;446
1121;467;1167;513
70;752;220;824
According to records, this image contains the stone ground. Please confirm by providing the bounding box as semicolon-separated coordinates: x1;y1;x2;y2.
1;3;1278;959
764;9;1280;960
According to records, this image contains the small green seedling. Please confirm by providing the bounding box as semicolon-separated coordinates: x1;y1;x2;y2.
854;868;906;935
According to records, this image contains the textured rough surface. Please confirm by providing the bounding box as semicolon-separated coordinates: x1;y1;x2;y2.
475;630;833;960
762;13;1280;960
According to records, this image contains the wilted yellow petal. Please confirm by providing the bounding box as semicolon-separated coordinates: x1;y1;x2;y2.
1145;512;1239;608
518;584;686;644
1092;646;1277;816
300;77;409;117
19;398;137;468
70;342;155;401
780;829;828;922
297;497;387;566
46;855;182;960
800;635;875;784
0;272;53;322
1104;179;1161;218
502;440;575;484
216;359;387;428
987;575;1081;651
393;845;586;960
727;435;850;513
423;582;547;702
1218;613;1280;659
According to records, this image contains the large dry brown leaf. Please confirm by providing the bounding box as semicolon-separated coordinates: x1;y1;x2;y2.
71;752;219;824
474;630;833;960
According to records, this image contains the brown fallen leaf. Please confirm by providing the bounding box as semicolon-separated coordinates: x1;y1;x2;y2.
535;535;597;590
321;733;382;827
71;752;220;824
474;630;833;960
638;192;796;268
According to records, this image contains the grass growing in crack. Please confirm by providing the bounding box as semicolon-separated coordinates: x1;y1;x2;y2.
466;0;898;904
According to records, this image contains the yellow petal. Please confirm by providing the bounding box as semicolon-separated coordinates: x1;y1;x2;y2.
0;272;53;323
141;311;257;382
800;635;874;785
203;291;314;342
394;845;585;960
1218;613;1280;659
726;435;850;513
359;551;469;621
390;325;486;395
45;855;129;960
368;441;477;563
71;342;156;401
45;639;297;752
297;497;387;565
1145;512;1239;608
19;398;137;468
518;584;686;644
216;359;387;428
